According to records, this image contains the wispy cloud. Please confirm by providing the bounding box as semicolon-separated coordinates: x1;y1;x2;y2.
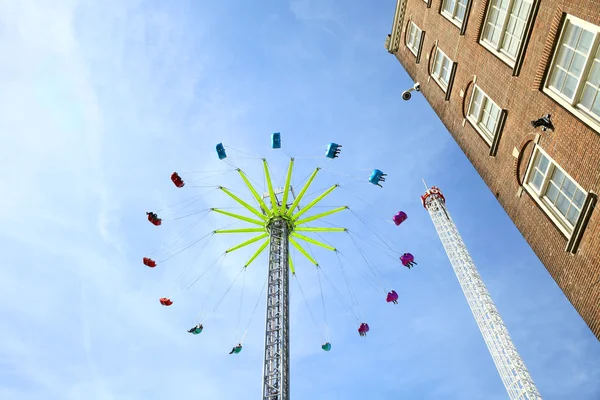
1;1;599;399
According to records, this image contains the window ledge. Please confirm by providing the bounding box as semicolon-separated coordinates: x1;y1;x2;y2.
479;40;517;69
542;87;600;135
523;183;573;239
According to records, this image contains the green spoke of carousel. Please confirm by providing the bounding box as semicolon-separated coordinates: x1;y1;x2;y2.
212;158;346;268
211;157;346;400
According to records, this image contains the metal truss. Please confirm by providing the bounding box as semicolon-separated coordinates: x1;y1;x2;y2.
262;218;290;400
422;187;542;400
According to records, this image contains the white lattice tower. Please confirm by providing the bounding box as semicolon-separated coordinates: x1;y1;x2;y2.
421;186;542;400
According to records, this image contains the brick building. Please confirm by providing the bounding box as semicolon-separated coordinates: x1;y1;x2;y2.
385;0;599;339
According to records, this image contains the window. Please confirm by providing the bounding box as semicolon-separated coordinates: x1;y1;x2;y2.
431;48;453;91
544;15;600;130
467;85;502;145
524;146;587;236
406;22;422;57
441;0;469;27
480;0;534;65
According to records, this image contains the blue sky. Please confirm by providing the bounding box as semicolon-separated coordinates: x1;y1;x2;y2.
1;0;599;399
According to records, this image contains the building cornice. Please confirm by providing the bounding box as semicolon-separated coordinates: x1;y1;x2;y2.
385;0;407;54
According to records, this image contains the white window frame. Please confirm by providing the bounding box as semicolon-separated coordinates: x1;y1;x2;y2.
440;0;469;28
543;14;600;133
479;0;535;67
523;145;588;237
466;85;503;146
406;22;422;57
431;47;453;92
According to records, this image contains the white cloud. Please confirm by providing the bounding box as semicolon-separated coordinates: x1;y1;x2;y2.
1;1;599;399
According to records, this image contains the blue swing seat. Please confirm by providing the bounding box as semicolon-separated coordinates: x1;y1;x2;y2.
325;143;340;159
216;143;227;160
271;132;281;149
369;169;384;185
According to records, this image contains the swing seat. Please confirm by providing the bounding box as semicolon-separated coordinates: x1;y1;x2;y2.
143;257;157;268
147;213;162;226
159;297;173;306
386;290;398;303
149;218;162;226
216;143;227;160
271;132;281;149
321;342;331;351
325;143;340;159
171;172;185;188
358;323;369;334
393;211;407;226
233;346;242;354
369;169;384;185
400;253;414;265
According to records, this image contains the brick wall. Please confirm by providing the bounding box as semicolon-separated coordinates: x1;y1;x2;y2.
390;0;600;340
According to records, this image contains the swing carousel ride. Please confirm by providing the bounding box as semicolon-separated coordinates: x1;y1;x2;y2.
142;133;414;400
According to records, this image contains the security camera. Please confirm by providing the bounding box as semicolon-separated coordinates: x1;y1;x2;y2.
402;82;421;101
